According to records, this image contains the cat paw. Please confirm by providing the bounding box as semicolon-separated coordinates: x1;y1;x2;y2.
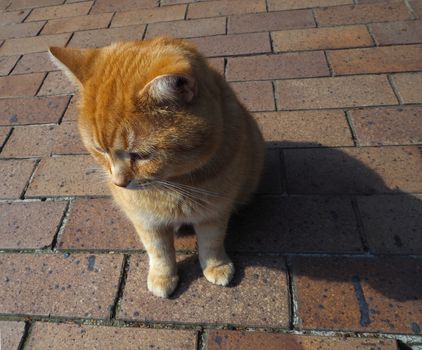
203;261;235;286
147;272;179;298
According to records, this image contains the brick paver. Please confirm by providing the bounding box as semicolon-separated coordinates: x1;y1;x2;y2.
26;155;108;197
328;44;422;75
292;256;422;334
0;159;36;199
0;321;26;350
1;124;55;157
350;106;422;145
11;52;57;75
276;75;397;109
0;253;123;318
284;146;422;194
118;255;289;327
0;201;67;249
27;323;197;350
207;330;398;350
226;52;329;81
0;96;70;126
391;72;422;104
0;0;421;348
272;25;373;52
254;110;353;147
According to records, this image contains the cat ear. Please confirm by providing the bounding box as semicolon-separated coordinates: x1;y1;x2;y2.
141;74;197;106
49;47;98;87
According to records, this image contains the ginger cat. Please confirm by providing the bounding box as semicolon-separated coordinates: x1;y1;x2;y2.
49;37;264;298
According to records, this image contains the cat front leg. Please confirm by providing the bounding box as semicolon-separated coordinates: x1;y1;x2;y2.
194;216;234;286
132;222;178;298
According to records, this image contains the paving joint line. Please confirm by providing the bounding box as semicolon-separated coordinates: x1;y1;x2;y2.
323;50;334;76
285;257;297;330
19;158;40;200
344;110;360;147
366;23;378;46
197;328;207;350
404;0;418;19
351;197;370;253
184;3;189;20
387;74;403;104
106;12;116;29
51;200;72;251
110;254;130;320
0;127;14;153
57;95;73;125
17;321;32;350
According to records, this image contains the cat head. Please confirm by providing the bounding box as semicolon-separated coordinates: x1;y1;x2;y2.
50;38;222;189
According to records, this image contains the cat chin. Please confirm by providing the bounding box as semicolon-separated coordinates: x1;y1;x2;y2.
121;179;155;190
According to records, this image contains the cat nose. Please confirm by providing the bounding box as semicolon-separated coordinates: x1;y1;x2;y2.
112;174;130;188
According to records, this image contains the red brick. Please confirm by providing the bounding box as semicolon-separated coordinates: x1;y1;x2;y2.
276;75;397;109
37;71;77;96
350;106;422;145
254;110;353;147
272;25;373;52
27;323;197;349
11;52;57;75
228;9;315;34
1;125;55;157
328;44;422;75
189;33;271;57
0;55;19;76
8;0;64;11
0;33;71;55
26;2;93;21
41;13;113;35
161;0;199;4
227;52;329;81
188;0;266;19
0;96;70;126
257;149;283;194
0;73;45;98
67;25;146;48
227;196;362;253
230;81;275;112
0;127;10;148
371;20;422;45
207;330;398;350
145;17;226;39
267;0;352;11
292;256;422;333
0;159;35;199
0;21;45;41
0;9;31;25
284;146;422;194
358;194;422;254
118;254;289;327
315;1;412;26
26;155;108;197
51;122;86;155
59;199;141;250
62;95;79;121
111;5;186;27
0;201;67;249
391;72;422;104
0;253;123;318
91;0;157;13
0;321;26;350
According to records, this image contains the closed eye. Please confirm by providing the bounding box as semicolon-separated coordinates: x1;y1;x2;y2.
130;152;153;161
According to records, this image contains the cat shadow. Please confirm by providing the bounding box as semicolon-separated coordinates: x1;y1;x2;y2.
173;142;422;303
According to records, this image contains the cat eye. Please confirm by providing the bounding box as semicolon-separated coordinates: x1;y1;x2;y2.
129;152;153;161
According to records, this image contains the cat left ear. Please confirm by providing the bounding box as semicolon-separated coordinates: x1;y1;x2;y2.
141;74;197;106
49;46;98;87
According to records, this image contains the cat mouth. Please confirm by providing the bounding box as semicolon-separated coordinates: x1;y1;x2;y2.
123;179;155;190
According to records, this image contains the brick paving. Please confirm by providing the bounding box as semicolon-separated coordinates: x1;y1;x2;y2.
0;0;421;349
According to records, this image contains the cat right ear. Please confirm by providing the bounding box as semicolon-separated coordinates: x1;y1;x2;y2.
140;74;197;106
49;47;98;88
